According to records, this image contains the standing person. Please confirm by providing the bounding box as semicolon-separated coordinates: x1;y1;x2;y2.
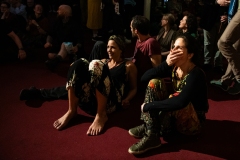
211;0;240;95
87;0;103;41
20;35;137;136
128;33;209;155
130;15;162;89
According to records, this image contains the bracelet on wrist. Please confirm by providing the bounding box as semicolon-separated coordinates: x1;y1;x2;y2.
19;48;24;50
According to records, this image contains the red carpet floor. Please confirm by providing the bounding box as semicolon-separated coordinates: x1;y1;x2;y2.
1;41;240;160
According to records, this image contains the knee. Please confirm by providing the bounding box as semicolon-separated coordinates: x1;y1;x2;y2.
89;59;104;72
148;78;165;89
217;38;224;50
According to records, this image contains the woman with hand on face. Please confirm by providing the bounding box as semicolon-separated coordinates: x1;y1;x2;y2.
52;35;137;136
128;33;209;155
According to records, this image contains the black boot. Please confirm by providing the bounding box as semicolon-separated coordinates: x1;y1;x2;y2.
19;86;42;100
128;130;161;154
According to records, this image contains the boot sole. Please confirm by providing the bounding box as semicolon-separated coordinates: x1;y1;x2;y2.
128;144;161;155
128;130;144;138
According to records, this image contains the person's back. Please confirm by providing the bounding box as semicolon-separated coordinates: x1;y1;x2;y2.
130;15;162;90
134;37;161;80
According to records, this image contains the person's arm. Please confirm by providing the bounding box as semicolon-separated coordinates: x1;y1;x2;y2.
1;11;7;19
7;31;26;60
150;54;162;67
122;61;138;108
142;68;205;112
216;0;231;6
44;35;53;48
141;61;172;83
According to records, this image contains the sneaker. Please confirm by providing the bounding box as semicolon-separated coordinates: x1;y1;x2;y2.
228;81;240;95
129;124;146;138
19;86;42;100
210;79;229;91
128;130;161;154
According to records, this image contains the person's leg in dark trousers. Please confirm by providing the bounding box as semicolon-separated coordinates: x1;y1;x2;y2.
20;41;108;101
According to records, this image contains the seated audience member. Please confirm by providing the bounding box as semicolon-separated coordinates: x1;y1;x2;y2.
128;33;209;154
130;15;162;89
0;19;26;62
156;13;176;58
9;0;27;20
23;3;49;48
20;35;137;136
44;4;85;70
1;1;26;36
176;13;198;39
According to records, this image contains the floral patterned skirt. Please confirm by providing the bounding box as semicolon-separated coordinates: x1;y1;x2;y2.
141;78;204;135
66;58;118;116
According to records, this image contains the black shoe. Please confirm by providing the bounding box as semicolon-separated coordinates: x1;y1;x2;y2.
19;86;42;100
128;130;161;155
129;124;146;138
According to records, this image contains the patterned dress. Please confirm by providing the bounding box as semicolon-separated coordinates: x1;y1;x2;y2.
66;58;127;116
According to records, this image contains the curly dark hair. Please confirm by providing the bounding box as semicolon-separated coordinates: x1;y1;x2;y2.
185;13;198;34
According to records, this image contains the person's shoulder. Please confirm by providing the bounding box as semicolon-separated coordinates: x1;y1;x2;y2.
190;67;206;79
125;59;135;66
125;60;136;69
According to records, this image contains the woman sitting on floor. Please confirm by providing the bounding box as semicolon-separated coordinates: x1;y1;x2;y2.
128;33;209;154
20;35;137;136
